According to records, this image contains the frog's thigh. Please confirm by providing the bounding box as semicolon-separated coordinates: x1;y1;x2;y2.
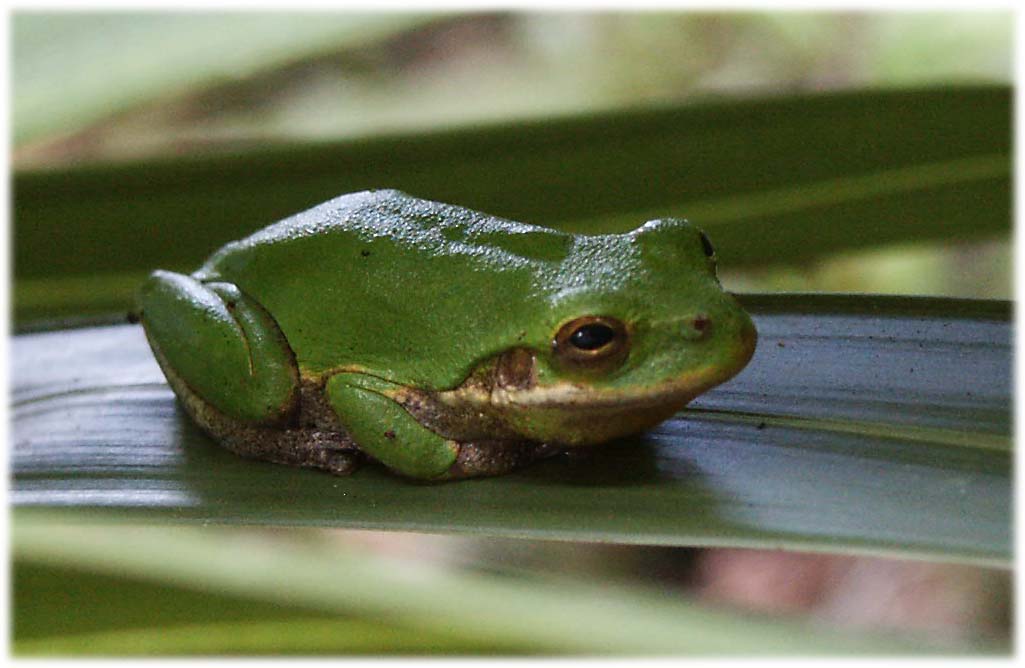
137;270;299;425
325;373;458;480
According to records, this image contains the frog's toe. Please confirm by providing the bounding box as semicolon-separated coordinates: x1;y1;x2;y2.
443;440;560;479
137;270;299;427
320;448;363;476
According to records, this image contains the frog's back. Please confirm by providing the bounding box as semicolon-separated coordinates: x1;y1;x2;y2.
205;190;471;253
197;190;575;387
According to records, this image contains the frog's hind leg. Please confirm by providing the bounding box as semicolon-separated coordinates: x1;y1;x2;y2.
159;354;362;475
137;270;361;474
138;270;299;425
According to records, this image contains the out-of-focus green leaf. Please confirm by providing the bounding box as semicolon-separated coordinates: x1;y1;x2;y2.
13;519;981;655
12;560;528;655
12;11;443;144
11;295;1010;566
14;272;150;324
15;618;518;656
13;86;1010;322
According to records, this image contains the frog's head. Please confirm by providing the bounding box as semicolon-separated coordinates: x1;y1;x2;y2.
464;218;757;446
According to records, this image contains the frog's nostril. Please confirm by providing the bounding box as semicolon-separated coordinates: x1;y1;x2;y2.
682;314;712;341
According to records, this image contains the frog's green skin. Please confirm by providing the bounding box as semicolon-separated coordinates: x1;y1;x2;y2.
136;190;756;480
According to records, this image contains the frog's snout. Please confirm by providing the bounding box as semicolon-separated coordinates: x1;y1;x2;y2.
716;292;758;365
678;310;753;348
736;312;758;367
740;314;757;351
681;305;757;371
682;308;756;371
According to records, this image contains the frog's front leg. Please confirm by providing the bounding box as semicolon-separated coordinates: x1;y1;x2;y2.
137;270;360;474
326;373;553;480
325;373;459;480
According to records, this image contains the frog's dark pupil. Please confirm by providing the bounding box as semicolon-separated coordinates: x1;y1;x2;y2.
570;324;616;351
699;231;715;258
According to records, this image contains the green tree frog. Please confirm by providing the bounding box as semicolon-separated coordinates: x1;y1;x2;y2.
135;190;756;480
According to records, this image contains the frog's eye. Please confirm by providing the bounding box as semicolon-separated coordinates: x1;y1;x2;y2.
553;316;629;372
570;323;615;350
698;230;716;259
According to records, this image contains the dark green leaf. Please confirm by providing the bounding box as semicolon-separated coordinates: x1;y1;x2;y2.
12;560;531;655
14;86;1010;322
12;295;1011;565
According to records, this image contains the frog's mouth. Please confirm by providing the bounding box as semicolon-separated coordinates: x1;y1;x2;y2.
434;321;757;446
490;359;746;445
497;361;738;409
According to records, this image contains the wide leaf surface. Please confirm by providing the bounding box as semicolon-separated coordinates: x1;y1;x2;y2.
11;295;1010;565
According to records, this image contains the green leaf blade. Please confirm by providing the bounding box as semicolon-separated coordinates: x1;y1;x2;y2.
14;521;982;655
14;86;1011;325
12;295;1010;566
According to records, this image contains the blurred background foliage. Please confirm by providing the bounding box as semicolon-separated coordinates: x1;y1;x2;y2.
11;9;1013;655
13;10;1012;301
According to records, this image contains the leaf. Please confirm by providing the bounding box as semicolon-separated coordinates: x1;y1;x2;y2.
13;86;1010;322
14;618;504;656
12;11;443;144
13;520;982;655
12;295;1011;566
12;561;529;655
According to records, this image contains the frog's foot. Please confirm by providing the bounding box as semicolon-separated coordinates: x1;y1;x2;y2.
446;440;562;480
156;341;362;475
137;270;300;426
211;424;363;477
194;403;363;476
137;271;363;474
